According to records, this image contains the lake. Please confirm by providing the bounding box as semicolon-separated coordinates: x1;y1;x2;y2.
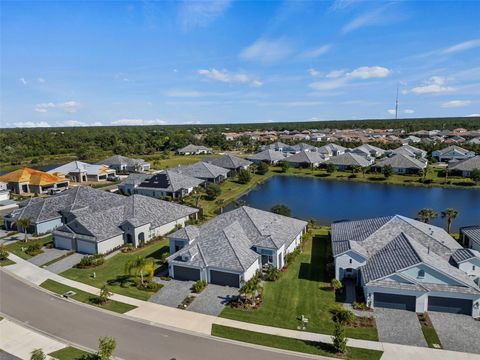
230;176;480;231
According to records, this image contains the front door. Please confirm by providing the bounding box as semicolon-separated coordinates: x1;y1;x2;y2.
261;254;273;265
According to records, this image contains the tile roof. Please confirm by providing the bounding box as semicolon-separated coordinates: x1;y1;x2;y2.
451;248;480;264
136;170;204;192
448;156;480;172
351;144;385;156
434;145;471;156
0;168;67;186
97;155;149;167
285;151;326;165
49;161;113;177
203;154;252;170
390;144;427;158
461;226;480;247
172;161;229;180
246;149;286;162
324;152;372;167
177;144;212;153
374;154;427;170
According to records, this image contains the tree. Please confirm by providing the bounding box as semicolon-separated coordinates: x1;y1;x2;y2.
125;256;154;287
471;168;480;184
383;165;393;178
30;349;46;360
279;160;290;173
326;163;336;174
417;208;438;224
205;183;221;200
331;278;343;292
215;199;225;214
97;336;116;360
256;161;269;175
441;208;459;233
270;204;291;217
98;284;113;304
332;322;348;354
352;165;361;174
330;307;355;326
237;168;251;184
16;217;32;242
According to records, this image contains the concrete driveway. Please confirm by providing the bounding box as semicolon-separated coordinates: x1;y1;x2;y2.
28;248;69;266
149;279;194;307
188;284;237;316
44;253;85;274
429;312;480;354
375;308;427;347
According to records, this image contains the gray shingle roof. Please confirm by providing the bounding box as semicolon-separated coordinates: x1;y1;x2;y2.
120;173;150;186
374;154;427;170
172;161;229;180
203;154;252;170
351;144;385;157
325;152;372;167
97;155;149;167
261;142;291;151
390;144;427;158
434;145;470;156
317;143;347;156
247;150;286;162
448;156;480;172
291;143;317;152
168;206;307;272
136;170;204;192
177;144;212;153
461;226;480;247
285;151;326;165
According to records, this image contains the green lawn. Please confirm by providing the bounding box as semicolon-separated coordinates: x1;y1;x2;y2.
212;325;383;360
4;236;53;260
49;346;92;360
417;313;442;348
61;238;169;300
40;279;136;313
220;228;378;341
0;258;15;267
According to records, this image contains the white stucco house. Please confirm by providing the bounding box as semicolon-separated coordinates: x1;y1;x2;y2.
331;215;480;317
97;155;151;173
432;145;475;162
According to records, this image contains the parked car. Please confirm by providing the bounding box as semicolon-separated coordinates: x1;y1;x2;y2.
107;174;120;181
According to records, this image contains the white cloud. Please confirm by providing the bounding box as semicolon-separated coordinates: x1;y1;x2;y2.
14;121;51;128
404;109;415;114
178;0;231;30
92;122;103;126
387;109;396;115
310;78;348;91
63;120;88;127
410;76;454;94
308;68;321;77
165;90;203;97
466;113;480;117
441;100;471;108
250;80;263;88
35;101;79;113
111;118;168;126
442;39;480;54
326;69;347;78
198;68;261;87
19;78;27;85
348;66;391;79
342;6;385;33
37;77;46;83
299;44;331;58
240;38;292;63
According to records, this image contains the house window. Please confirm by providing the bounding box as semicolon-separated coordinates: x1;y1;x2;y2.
417;269;425;279
473;265;476;271
349;259;353;264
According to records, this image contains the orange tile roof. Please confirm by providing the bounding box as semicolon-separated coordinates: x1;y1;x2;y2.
0;167;67;186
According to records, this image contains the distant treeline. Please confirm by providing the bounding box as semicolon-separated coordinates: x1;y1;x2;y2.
1;116;479;165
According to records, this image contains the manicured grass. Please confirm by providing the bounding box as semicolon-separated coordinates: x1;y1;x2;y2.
212;325;383;360
49;346;92;360
220;228;378;341
4;236;53;260
0;258;15;267
417;313;442;349
40;279;136;313
61;238;169;300
144;153;221;170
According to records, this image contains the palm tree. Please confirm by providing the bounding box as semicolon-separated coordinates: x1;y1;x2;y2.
417;208;438;224
16;217;32;242
215;199;225;214
125;256;154;286
441;208;459;234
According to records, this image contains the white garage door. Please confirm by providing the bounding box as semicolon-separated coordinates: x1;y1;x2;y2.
77;240;97;254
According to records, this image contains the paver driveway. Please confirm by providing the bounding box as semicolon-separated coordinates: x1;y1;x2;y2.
429;312;480;354
149;279;194;307
374;308;427;347
188;284;237;316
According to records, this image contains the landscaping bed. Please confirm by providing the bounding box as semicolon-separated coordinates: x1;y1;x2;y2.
0;258;15;267
4;235;53;260
212;324;383;360
49;346;92;360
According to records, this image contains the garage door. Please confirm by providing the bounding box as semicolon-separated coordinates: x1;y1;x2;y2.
210;270;240;287
54;236;73;251
374;293;416;311
428;296;472;315
173;266;200;281
76;240;97;254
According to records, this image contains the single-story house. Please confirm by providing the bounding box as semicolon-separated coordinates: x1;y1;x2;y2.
3;186;123;235
172;162;229;184
403;135;422;144
291;143;317;153
317;143;346;157
432;145;475;162
372;154;427;175
203;154;252;175
97;155;151;173
176;144;212;155
460;226;480;252
388;144;427;159
53;194;199;254
261;142;295;153
167;206;307;287
448;156;480;177
350;144;385;158
451;248;480;286
49;161;116;183
285;151;326;168
324;152;373;171
119;170;204;199
246;149;286;164
331;215;480;317
467;137;480;145
0;168;69;195
0;181;10;201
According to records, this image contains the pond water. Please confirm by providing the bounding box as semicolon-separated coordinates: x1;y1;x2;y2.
229;176;480;231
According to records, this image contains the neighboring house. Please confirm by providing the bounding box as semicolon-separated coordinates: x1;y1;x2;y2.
0;181;10;201
291;143;317;153
285;151;326;168
389;144;427;159
261;142;295;153
0;168;69;195
460;226;480;252
432;145;475;162
167;206;307;287
331;215;480;317
3;186;122;235
172;162;229;184
450;248;480;286
53;194;199;255
246;149;286;164
324;152;373;171
49;161;116;183
404;135;422;144
97;155;150;173
176;144;212;155
448;156;480;177
203;154;252;175
467;137;480;145
119;170;204;199
372;154;427;175
317;143;346;157
351;144;385;158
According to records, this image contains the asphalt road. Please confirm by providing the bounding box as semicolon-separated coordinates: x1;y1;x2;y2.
0;271;310;360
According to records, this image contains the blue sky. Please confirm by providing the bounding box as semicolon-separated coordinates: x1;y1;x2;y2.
1;0;479;128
